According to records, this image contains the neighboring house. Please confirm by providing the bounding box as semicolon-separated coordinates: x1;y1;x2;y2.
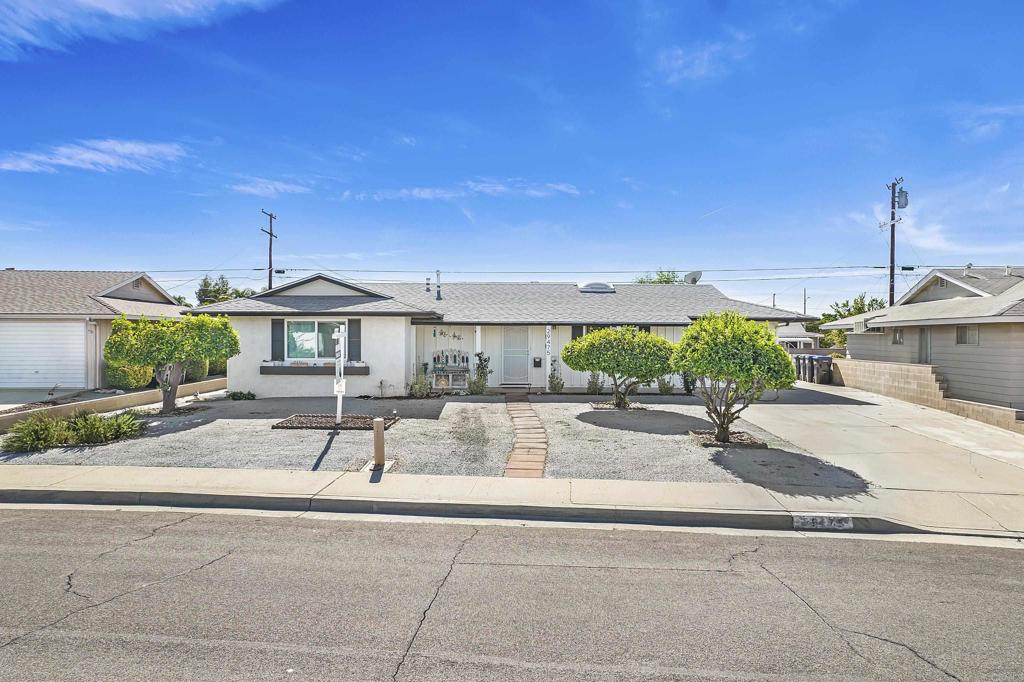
774;322;824;350
191;273;809;397
0;270;183;389
823;265;1024;410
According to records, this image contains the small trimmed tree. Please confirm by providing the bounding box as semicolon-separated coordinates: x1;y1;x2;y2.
561;326;673;408
104;315;240;414
672;311;796;442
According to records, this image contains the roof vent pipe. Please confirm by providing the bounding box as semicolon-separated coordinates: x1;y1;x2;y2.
963;262;973;277
1006;265;1013;276
435;270;442;301
425;276;431;292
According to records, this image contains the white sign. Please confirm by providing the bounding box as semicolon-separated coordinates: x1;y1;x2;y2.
333;325;348;423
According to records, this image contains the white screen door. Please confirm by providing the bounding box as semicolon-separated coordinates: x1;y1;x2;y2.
502;327;530;384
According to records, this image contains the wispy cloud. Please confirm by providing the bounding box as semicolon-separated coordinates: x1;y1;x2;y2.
654;29;752;83
0;138;185;173
0;0;278;61
230;177;312;198
341;178;580;202
0;220;42;232
953;103;1024;141
395;135;417;147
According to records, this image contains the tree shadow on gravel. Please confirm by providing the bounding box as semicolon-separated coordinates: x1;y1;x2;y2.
576;409;714;435
711;448;870;499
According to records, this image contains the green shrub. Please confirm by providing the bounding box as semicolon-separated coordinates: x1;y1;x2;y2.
656;375;675;395
182;357;209;382
2;415;74;452
562;326;673;408
105;362;153;390
409;372;431;398
467;352;492;395
547;362;565;393
586;372;605;395
228;390;255;400
208;357;228;375
2;411;145;452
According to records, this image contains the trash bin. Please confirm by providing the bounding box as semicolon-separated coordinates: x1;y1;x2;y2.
813;356;833;384
795;355;806;381
807;355;818;383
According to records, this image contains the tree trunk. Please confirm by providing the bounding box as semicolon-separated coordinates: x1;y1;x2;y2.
156;362;183;414
714;423;731;443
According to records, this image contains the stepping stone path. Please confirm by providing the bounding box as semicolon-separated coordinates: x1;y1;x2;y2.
504;393;548;478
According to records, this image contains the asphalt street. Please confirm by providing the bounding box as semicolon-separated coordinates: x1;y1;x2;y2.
1;508;1022;681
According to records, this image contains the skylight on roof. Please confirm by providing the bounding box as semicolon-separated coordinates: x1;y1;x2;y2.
577;282;616;293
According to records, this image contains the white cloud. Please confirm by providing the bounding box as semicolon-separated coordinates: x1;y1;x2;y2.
0;138;185;173
341;178;580;202
230;177;311;197
0;0;277;60
395;135;417;147
655;29;751;83
954;104;1024;141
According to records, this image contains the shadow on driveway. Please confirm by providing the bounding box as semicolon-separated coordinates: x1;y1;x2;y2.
711;448;870;498
532;387;875;407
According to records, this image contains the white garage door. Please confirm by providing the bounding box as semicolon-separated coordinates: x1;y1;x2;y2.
0;321;87;388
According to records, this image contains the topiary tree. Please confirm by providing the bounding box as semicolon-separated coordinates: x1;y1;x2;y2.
561;326;673;408
104;362;154;390
671;311;796;442
105;315;240;414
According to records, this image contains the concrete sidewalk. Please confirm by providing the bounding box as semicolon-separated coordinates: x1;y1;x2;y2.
2;464;1022;537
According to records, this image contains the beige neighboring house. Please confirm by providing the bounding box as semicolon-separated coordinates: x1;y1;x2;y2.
774;322;824;350
822;265;1024;431
0;270;183;389
191;273;809;398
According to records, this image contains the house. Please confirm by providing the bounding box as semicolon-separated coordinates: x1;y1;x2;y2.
190;273;809;397
0;269;183;389
822;265;1024;428
774;322;824;350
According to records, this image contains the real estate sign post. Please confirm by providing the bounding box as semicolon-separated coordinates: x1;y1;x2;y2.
333;325;347;425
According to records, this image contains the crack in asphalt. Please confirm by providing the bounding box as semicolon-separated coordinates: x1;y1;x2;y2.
761;564;962;681
725;539;763;571
61;513;200;604
2;549;234;650
391;527;480;682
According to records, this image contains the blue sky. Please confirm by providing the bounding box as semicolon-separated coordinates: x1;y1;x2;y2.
2;0;1024;313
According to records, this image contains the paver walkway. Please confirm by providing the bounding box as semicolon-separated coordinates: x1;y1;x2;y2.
503;394;548;478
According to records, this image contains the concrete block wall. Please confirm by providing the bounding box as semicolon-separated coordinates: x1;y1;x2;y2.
833;358;1024;434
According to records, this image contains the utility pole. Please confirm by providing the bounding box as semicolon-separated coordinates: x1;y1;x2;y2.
261;209;277;290
803;288;807;315
772;293;776;308
885;177;907;306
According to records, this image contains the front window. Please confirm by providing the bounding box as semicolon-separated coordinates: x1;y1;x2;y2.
892;329;904;345
287;320;344;360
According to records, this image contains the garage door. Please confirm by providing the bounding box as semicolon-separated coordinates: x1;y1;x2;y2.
0;321;87;388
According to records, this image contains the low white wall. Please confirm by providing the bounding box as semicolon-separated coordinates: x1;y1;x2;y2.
226;316;411;398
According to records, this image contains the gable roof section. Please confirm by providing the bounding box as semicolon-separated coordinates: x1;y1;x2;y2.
192;295;438;316
775;322;823;339
255;273;391;298
0;270;182;317
935;267;1024;295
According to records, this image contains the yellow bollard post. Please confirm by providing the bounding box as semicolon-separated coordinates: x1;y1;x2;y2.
371;417;385;471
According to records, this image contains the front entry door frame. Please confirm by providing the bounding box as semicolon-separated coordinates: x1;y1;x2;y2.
918;327;932;364
502;326;530;384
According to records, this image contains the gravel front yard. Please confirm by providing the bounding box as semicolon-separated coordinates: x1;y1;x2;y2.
532;395;799;483
0;396;513;476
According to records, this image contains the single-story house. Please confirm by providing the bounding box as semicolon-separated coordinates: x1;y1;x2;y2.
774;322;824;350
191;273;810;397
823;265;1024;409
0;269;183;389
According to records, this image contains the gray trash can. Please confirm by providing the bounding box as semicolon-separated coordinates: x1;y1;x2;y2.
796;355;806;381
814;356;833;384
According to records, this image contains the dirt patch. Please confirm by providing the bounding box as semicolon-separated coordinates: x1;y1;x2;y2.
692;431;767;448
138;405;209;417
272;414;400;430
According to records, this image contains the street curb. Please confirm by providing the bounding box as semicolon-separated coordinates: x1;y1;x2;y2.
0;486;963;536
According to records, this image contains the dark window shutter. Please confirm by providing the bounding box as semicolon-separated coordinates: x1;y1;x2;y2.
347;319;361;361
639;325;651;333
571;325;584;340
271;319;284;361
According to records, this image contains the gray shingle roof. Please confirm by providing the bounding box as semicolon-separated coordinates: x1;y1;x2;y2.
193;276;808;324
0;270;181;317
775;322;822;339
191;295;437;316
936;267;1024;295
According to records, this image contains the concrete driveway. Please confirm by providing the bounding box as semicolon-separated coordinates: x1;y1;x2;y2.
0;389;81;412
743;381;1024;496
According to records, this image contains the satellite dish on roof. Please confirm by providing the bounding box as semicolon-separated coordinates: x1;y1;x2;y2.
683;271;702;285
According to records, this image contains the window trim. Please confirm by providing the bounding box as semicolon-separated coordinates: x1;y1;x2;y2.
955;324;980;346
284;318;350;362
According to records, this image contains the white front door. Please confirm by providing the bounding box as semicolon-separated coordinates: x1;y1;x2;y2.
502;326;530;384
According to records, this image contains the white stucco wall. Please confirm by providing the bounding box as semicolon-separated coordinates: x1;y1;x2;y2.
226;315;412;398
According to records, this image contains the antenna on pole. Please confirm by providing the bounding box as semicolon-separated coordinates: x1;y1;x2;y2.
261;209;278;290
